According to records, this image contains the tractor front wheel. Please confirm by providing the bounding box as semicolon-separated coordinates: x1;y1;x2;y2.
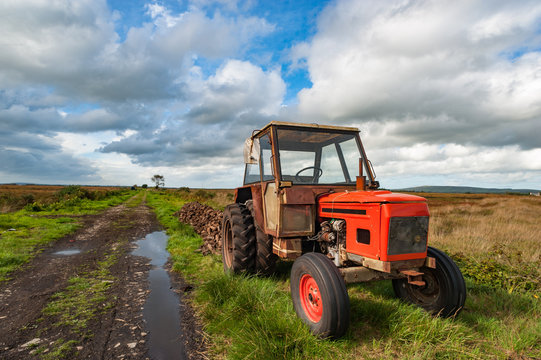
392;246;466;317
221;203;256;274
290;253;350;338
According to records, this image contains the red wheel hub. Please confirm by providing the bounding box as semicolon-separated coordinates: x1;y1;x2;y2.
299;274;322;322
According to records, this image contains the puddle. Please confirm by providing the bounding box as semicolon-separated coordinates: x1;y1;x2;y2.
132;231;187;360
53;249;81;256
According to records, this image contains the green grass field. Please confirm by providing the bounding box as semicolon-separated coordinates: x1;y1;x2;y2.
148;190;541;360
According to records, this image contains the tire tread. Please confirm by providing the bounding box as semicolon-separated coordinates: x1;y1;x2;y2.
245;200;277;275
222;203;256;273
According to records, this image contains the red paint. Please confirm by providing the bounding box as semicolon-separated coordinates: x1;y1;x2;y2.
318;190;429;262
299;274;322;322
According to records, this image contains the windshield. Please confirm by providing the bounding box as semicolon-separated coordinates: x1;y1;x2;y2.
276;127;367;185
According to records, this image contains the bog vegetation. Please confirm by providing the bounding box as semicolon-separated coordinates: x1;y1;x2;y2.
0;185;131;282
0;185;126;213
148;189;540;359
426;193;540;293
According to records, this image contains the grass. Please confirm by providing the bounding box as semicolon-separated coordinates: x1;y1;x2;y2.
148;190;541;359
0;216;79;282
42;253;116;332
164;187;234;210
38;339;79;360
0;187;133;282
36;252;118;358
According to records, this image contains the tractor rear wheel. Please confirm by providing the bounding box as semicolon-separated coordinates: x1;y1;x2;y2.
221;203;256;273
392;246;466;317
245;200;277;275
290;253;350;338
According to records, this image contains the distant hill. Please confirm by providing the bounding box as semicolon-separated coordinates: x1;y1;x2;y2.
394;185;540;194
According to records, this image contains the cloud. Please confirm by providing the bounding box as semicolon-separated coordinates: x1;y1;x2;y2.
286;0;541;188
1;132;60;152
370;142;541;189
0;146;99;184
293;0;541;148
0;103;140;134
185;60;285;124
0;0;280;184
0;105;62;134
99;59;286;167
0;0;274;103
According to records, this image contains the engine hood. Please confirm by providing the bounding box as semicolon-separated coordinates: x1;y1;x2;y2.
318;190;426;204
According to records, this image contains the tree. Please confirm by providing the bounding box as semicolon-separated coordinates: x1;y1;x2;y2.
141;184;148;189
151;174;165;189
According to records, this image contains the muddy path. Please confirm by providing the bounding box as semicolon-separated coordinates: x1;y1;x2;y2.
0;196;205;359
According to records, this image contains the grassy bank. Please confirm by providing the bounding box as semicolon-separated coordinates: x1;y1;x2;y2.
0;186;133;282
148;190;540;359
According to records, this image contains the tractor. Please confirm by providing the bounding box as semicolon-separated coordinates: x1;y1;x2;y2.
221;121;466;338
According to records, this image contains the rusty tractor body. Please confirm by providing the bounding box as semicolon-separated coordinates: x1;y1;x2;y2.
222;121;466;338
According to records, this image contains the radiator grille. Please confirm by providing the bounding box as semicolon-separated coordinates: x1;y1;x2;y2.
387;216;428;255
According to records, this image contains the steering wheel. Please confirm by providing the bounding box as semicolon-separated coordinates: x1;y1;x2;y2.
295;166;323;183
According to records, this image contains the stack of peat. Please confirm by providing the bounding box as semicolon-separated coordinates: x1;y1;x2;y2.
177;201;223;255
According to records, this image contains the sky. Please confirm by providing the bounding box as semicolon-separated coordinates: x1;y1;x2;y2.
1;0;540;190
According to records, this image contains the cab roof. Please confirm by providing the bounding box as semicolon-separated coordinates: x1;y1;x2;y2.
252;121;360;139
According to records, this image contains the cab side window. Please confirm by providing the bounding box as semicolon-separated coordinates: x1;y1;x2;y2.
260;133;275;182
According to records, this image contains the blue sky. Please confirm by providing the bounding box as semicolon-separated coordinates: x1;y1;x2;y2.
0;0;540;189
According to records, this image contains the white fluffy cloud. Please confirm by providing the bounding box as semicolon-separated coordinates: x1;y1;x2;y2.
295;1;541;123
186;60;285;124
291;0;541;188
0;0;274;102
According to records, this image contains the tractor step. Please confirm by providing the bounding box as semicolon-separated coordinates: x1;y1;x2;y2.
400;270;425;286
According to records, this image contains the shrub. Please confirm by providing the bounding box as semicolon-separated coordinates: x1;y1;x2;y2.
194;189;216;201
56;185;94;201
21;194;35;205
453;252;540;292
24;202;45;212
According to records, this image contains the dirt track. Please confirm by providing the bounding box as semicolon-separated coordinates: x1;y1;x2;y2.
0;198;205;359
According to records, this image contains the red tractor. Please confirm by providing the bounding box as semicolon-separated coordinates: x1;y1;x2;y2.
222;121;466;338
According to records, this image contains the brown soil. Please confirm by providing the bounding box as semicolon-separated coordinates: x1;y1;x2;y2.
0;199;205;359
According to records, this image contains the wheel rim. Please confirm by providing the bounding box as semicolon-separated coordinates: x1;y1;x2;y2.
223;220;233;268
299;274;322;323
405;269;442;308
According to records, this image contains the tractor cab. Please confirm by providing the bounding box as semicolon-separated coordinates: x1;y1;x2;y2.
238;122;382;251
243;121;378;189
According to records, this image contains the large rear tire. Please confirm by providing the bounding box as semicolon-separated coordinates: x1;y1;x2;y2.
392;246;466;317
290;253;350;338
245;200;277;275
221;203;256;274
